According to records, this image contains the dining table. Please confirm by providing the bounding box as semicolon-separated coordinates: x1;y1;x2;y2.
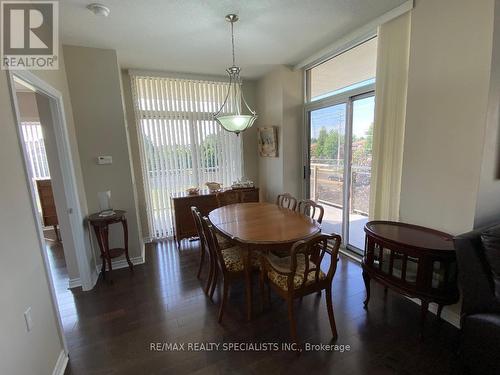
208;202;321;320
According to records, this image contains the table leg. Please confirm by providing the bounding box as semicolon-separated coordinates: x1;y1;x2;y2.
93;225;106;280
420;299;429;338
245;246;253;321
102;224;113;283
436;304;443;321
122;218;133;271
54;225;61;242
362;270;371;308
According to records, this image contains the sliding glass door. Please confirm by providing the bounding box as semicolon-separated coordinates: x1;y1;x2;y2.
309;103;346;236
306;92;374;254
348;95;375;250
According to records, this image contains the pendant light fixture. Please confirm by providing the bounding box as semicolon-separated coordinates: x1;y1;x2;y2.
213;14;257;135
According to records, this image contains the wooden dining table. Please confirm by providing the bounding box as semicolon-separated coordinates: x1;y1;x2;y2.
208;202;321;320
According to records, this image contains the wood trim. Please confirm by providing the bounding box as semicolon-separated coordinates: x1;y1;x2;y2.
51;350;68;375
69;254;145;289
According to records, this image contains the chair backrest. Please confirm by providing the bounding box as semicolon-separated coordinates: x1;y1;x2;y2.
216;190;241;207
191;206;208;249
276;193;297;210
201;216;228;273
288;233;341;290
297;199;324;224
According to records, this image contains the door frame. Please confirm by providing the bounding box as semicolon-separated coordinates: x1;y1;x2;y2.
303;84;375;253
7;69;97;351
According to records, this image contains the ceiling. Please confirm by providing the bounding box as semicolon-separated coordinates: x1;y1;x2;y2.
61;0;407;79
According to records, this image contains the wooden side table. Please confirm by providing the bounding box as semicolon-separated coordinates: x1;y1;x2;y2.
362;221;459;335
88;210;133;282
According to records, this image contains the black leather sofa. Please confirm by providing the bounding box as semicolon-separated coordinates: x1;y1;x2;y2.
454;224;500;375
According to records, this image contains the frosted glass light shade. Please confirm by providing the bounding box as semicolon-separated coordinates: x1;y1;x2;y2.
215;114;257;135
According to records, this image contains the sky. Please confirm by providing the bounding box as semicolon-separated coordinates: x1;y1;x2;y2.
310;95;374;140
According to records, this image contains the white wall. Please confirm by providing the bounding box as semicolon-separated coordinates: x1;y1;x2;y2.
256;65;303;202
0;72;65;375
400;0;495;235
17;91;39;121
63;45;143;263
475;0;500;228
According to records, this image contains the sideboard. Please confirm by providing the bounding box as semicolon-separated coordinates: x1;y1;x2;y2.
171;187;259;248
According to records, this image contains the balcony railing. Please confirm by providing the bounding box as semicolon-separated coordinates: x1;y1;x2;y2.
310;160;370;216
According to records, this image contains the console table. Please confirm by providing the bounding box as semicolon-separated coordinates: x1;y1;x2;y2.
362;221;459;333
88;210;133;282
171;187;259;248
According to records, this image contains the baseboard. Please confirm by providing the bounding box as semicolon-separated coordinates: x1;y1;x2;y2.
408;297;461;328
337;252;461;328
52;350;68;375
94;255;145;275
68;255;145;289
68;277;81;289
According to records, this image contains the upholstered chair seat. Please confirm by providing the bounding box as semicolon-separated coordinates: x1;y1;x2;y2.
221;247;260;272
266;254;326;291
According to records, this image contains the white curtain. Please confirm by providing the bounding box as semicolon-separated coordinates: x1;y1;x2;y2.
369;12;411;221
130;74;243;239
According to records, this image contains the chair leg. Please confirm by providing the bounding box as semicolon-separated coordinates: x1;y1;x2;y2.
325;287;338;339
287;298;299;346
204;250;213;295
266;281;271;306
209;265;218;300
259;270;266;309
197;243;205;279
218;278;229;323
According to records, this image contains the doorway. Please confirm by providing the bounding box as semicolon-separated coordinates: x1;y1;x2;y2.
14;84;71;298
8;69;97;356
306;91;375;255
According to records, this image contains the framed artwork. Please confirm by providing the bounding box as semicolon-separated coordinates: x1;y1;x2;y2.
257;127;278;157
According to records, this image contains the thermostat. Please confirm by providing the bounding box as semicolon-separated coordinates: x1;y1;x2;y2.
97;156;112;165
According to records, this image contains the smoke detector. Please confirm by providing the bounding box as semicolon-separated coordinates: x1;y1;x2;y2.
87;3;110;17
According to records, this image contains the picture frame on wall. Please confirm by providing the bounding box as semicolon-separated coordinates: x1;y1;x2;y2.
257;127;278;157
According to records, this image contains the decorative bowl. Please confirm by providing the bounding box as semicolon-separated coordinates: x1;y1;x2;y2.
186;187;199;195
206;182;222;192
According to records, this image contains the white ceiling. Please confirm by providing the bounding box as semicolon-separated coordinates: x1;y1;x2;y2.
61;0;407;79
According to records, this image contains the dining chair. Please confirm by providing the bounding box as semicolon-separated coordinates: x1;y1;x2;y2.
216;190;241;207
297;199;324;224
276;193;297;210
191;207;214;295
259;233;342;346
192;206;234;295
201;216;259;322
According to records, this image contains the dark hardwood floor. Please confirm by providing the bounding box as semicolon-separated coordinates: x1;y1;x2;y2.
46;239;462;375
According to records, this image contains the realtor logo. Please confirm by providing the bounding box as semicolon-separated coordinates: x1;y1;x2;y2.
1;1;58;69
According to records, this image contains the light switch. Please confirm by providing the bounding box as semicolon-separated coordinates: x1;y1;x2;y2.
97;156;112;165
24;307;33;332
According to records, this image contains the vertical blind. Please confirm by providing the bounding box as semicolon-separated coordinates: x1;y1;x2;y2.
21;121;51;180
130;74;243;239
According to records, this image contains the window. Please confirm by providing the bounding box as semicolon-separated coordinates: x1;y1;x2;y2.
131;75;242;239
305;37;377;254
309;37;377;101
21;121;50;180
